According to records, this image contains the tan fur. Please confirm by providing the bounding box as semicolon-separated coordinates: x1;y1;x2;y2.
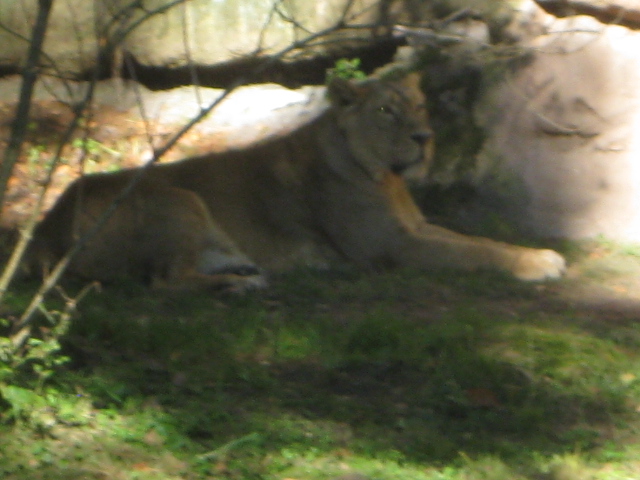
26;77;565;290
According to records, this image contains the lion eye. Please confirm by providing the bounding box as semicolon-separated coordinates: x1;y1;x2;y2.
377;105;395;117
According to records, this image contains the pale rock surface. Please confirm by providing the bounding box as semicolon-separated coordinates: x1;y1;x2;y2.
474;5;640;240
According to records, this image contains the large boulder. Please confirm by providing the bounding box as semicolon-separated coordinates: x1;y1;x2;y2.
0;75;328;152
472;6;640;241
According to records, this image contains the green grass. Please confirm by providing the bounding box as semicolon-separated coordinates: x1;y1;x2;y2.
3;255;640;480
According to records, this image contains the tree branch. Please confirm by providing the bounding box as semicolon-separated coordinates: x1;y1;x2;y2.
535;0;640;30
0;0;54;217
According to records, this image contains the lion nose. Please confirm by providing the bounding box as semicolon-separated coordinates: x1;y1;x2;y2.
411;130;433;146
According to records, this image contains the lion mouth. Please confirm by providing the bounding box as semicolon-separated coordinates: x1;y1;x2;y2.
390;155;424;174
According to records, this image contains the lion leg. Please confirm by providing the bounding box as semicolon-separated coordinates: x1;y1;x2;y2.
330;172;566;281
142;186;267;292
376;172;566;281
151;270;266;293
33;175;267;292
391;226;566;281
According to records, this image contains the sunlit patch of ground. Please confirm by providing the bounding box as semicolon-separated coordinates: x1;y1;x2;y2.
0;97;220;228
554;240;640;318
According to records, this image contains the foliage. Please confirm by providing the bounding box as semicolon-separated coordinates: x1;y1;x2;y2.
3;245;640;479
326;57;367;82
0;291;73;426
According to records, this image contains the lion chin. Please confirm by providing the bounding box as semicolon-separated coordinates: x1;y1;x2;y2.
24;75;566;291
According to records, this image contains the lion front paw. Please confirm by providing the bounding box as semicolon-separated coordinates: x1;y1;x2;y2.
512;249;566;281
230;272;269;293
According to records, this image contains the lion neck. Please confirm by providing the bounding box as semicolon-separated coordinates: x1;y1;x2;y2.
312;110;385;187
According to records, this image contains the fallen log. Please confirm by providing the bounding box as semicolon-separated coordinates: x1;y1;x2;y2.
535;0;640;29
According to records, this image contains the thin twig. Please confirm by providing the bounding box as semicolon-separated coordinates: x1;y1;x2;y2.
0;88;96;307
180;0;203;107
257;0;285;53
0;0;54;216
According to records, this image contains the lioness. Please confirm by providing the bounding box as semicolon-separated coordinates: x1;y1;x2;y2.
25;76;565;290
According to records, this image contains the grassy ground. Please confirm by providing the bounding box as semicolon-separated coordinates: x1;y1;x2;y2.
2;240;640;480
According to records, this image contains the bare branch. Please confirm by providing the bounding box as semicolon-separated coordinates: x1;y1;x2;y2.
109;0;186;47
180;0;203;106
0;0;54;216
535;0;640;30
0;21;73;86
257;0;285;53
274;2;313;38
0;82;97;306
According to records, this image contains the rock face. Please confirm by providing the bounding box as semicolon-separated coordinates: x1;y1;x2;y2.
0;75;329;227
0;0;378;77
0;75;328;151
474;9;640;241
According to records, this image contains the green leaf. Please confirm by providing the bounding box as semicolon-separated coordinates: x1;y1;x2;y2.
0;384;46;420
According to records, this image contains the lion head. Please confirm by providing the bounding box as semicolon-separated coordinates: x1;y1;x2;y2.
327;76;434;182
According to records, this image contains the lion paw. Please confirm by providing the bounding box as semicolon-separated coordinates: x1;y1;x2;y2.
222;272;269;294
512;249;566;281
238;273;269;292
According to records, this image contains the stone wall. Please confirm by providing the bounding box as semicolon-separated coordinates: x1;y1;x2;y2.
0;0;377;77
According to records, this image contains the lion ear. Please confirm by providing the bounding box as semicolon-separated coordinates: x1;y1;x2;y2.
393;72;425;105
396;72;421;92
327;77;368;106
